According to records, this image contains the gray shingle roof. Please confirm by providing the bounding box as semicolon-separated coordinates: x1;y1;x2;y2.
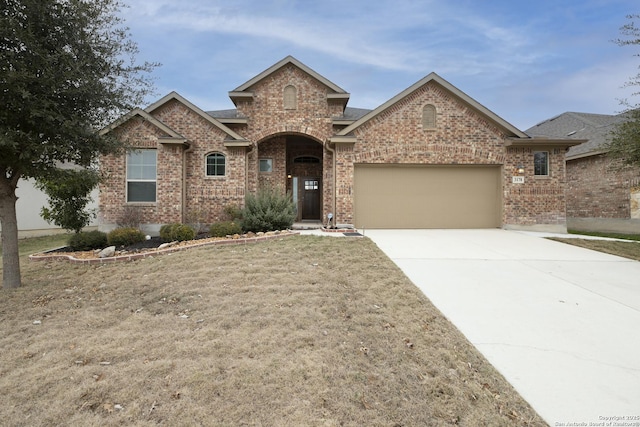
340;107;372;121
207;109;244;119
525;112;627;158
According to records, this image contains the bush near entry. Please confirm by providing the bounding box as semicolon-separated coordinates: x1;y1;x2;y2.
107;227;146;247
209;221;243;237
68;230;108;251
160;223;196;242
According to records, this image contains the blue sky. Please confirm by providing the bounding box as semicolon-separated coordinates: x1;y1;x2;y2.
123;0;639;131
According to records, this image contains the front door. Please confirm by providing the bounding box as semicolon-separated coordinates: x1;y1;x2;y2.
301;177;321;220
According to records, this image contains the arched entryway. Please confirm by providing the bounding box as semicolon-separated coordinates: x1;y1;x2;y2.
257;134;324;221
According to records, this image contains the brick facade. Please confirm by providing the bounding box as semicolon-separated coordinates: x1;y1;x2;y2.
99;56;575;233
567;155;640;218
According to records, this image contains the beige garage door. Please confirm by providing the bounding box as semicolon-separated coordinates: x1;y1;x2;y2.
354;165;502;229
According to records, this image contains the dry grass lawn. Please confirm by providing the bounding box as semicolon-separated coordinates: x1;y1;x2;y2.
0;235;546;426
550;237;640;261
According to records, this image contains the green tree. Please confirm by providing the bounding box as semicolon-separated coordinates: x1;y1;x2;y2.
608;14;640;167
35;168;100;233
0;0;157;288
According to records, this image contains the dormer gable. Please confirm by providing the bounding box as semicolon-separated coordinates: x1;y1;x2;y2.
145;91;249;145
335;72;528;140
228;56;350;111
100;108;189;147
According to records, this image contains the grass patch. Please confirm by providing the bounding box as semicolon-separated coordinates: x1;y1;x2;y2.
550;237;640;261
0;236;546;426
568;229;640;241
0;234;70;258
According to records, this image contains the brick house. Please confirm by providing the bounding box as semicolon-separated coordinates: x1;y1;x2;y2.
527;112;640;233
99;56;581;234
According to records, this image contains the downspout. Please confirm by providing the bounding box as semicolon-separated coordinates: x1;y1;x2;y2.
182;143;194;224
245;142;256;206
324;140;336;228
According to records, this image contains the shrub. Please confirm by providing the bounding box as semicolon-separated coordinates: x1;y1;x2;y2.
223;204;243;221
36;168;99;233
160;223;196;242
107;227;146;247
117;206;143;228
185;207;209;234
241;186;296;233
68;230;108;251
209;221;242;237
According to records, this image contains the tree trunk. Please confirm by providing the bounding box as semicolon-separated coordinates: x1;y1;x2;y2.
0;176;21;289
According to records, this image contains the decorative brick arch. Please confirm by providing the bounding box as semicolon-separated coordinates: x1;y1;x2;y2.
253;124;327;145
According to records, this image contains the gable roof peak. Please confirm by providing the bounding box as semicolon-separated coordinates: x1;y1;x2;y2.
144;91;248;142
231;55;348;94
336;72;527;138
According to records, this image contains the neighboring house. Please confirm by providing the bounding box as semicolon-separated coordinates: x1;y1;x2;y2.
526;112;640;233
99;56;581;234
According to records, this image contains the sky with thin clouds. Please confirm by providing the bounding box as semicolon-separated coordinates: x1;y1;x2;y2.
122;0;639;131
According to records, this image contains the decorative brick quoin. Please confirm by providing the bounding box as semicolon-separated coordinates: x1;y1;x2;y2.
99;56;583;234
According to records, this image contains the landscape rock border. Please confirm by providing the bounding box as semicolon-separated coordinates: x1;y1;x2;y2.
29;230;300;265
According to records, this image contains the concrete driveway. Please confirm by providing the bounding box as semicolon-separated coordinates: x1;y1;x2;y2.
365;229;640;426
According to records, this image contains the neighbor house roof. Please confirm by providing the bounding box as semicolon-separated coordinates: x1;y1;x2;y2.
526;112;627;160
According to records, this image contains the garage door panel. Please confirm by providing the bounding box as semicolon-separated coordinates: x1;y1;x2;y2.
354;165;501;229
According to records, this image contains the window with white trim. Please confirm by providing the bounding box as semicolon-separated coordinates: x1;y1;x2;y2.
534;151;549;176
126;149;157;202
206;153;226;176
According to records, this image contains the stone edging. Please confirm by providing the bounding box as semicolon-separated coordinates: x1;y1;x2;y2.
29;231;300;265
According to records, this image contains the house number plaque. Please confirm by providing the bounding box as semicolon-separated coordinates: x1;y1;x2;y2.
512;176;525;184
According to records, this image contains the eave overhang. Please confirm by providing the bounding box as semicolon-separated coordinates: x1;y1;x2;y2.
223;140;252;148
328;135;357;147
158;137;190;147
228;91;255;106
505;137;587;148
332;118;355;126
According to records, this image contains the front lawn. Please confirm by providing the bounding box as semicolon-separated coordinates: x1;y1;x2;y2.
0;235;545;426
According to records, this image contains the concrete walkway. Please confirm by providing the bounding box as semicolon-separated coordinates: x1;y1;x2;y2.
365;229;640;426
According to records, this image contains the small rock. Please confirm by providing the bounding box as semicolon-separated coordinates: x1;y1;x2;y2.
114;404;124;410
98;246;116;258
33;320;42;325
158;241;177;250
145;235;151;240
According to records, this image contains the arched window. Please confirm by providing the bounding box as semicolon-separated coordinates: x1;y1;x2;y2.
206;153;226;176
284;85;297;110
422;104;437;129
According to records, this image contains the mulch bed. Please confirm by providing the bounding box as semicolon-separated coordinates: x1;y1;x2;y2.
30;231;298;264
